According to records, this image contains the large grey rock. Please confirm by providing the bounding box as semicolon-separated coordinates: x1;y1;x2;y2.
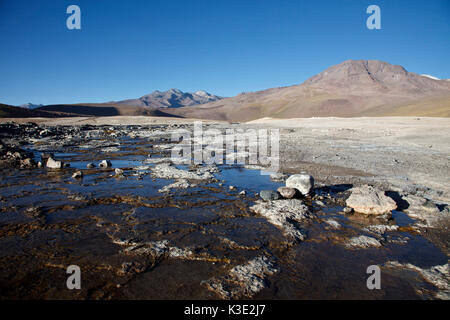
286;174;314;195
46;157;62;169
259;190;281;201
346;185;396;215
277;187;297;199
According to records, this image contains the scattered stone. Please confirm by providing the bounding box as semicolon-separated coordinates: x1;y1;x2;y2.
385;261;450;299
315;200;326;207
250;199;311;240
86;163;95;168
151;163;214;180
117;261;146;275
67;193;87;201
346;185;397;215
46;157;62;169
101;146;120;153
259;190;281;201
115;238;196;261
99;160;112;168
40;152;53;162
324;219;341;229
203;256;278;299
343;207;353;214
158;179;197;193
401;194;447;227
365;224;399;235
19;158;35;168
270;172;288;181
346;235;382;248
24;206;42;218
286;173;314;195
115;168;124;175
37;161;43;168
72;171;83;179
277;187;297;199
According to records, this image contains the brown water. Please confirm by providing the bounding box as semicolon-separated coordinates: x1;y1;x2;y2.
0;130;447;299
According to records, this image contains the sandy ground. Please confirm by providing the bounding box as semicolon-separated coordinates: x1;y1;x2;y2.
247;117;450;203
0;116;225;126
2;116;449;202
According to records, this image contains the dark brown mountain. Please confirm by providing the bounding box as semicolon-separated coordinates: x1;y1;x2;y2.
0;103;80;118
37;103;182;117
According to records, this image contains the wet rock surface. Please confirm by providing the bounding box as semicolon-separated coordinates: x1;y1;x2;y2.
259;190;281;201
0;121;448;300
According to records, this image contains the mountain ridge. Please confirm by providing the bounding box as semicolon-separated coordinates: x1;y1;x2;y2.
111;88;222;108
163;59;450;120
6;59;450;119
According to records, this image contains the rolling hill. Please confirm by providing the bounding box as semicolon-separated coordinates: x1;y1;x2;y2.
0;103;80;118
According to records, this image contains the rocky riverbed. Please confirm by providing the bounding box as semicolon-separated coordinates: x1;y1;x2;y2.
0;119;449;299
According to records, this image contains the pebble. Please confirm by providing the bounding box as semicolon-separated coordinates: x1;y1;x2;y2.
343;207;353;214
277;187;297;199
72;171;83;179
99;160;112;168
259;190;281;201
46;157;62;169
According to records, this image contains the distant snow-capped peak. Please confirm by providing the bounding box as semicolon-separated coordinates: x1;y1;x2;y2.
20;103;43;109
421;74;440;80
114;88;222;108
194;90;210;96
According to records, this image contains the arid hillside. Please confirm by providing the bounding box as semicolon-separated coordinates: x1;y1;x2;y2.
164;60;450;121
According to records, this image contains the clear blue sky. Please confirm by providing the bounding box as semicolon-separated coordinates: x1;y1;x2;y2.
0;0;449;105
